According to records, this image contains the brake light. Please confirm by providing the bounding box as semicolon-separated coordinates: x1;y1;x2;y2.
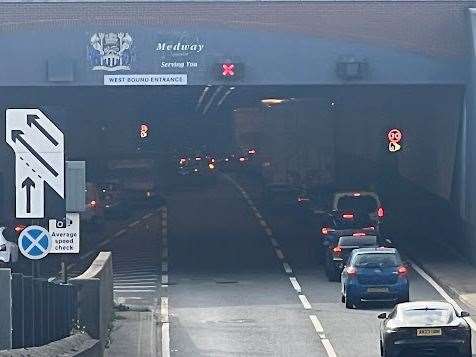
332;246;342;256
377;207;384;218
346;266;358;277
353;232;366;237
239;157;246;162
397;266;408;277
321;227;335;235
248;149;256;155
15;224;27;234
342;213;354;219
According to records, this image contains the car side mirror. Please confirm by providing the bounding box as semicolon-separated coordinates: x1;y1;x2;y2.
377;313;387;319
459;311;470;318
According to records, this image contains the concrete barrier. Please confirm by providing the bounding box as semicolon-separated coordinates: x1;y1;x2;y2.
0;333;100;357
71;252;113;357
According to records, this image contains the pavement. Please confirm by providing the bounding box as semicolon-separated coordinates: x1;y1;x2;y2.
71;173;476;356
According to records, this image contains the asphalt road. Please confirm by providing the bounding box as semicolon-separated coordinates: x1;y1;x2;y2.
74;173;476;356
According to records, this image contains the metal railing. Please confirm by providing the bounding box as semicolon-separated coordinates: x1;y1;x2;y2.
11;273;78;349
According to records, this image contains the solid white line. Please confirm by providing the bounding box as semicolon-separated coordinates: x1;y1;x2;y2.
128;220;141;228
270;238;279;248
411;260;476;330
162;322;170;357
113;229;127;237
290;277;302;293
283;262;293;274
275;249;284;260
299;294;312;309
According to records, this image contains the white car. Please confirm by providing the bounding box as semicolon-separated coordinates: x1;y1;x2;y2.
0;227;18;264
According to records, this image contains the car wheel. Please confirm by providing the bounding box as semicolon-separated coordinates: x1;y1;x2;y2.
341;294;345;304
379;341;383;357
345;295;354;309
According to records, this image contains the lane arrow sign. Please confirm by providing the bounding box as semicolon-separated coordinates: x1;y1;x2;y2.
22;177;35;214
11;130;59;177
27;114;59;146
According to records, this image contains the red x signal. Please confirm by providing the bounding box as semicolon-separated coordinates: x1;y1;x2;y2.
222;64;235;77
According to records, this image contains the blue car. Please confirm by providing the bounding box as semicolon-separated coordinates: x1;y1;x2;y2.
341;247;409;309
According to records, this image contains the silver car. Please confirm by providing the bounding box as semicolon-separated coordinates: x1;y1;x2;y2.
0;227;19;264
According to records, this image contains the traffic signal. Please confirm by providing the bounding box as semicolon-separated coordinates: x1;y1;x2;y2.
215;62;244;80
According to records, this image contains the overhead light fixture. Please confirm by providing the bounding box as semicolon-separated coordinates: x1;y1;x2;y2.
261;98;288;106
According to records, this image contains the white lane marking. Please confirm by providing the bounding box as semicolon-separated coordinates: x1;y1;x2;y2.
321;339;338;357
128;220;141;228
143;213;154;219
259;220;267;227
98;239;112;247
162;261;168;273
299;294;312;309
283;262;293;274
161;274;169;285
270;238;279;247
80;250;96;260
289;277;302;293
114;229;127;237
411;260;476;330
113;273;158;278
162;247;168;259
265;227;273;236
161;297;169;323
309;315;324;336
275;249;284;260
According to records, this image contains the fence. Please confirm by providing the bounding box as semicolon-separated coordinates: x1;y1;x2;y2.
10;271;78;349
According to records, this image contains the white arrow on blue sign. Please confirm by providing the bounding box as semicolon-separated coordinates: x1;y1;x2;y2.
18;225;52;260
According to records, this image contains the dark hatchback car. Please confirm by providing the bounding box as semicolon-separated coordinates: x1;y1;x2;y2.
324;234;379;281
378;301;472;357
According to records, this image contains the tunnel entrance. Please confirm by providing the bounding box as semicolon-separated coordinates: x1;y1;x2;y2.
0;84;465;273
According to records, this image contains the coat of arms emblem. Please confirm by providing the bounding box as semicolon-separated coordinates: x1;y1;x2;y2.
89;32;133;71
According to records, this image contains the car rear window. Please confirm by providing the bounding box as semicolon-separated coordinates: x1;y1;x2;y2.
338;236;377;247
401;308;453;325
336;196;378;213
352;252;400;267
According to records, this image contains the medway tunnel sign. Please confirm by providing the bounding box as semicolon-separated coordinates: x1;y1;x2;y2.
5;109;65;218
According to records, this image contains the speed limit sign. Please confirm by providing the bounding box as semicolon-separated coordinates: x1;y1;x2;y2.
388;129;402;143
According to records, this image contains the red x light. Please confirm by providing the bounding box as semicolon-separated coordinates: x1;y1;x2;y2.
216;62;244;80
222;64;235;77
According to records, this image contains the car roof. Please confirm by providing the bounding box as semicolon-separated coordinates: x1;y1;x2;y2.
353;247;397;254
397;301;453;312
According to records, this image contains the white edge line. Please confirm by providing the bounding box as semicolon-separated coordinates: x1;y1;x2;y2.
161;323;170;357
411;260;476;331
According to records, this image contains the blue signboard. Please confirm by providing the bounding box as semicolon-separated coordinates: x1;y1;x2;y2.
18;226;52;260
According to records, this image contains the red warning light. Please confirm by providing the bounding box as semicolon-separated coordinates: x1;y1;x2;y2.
388;129;402;143
222;64;235;77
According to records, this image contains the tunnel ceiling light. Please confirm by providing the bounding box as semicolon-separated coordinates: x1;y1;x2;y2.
261;98;288;106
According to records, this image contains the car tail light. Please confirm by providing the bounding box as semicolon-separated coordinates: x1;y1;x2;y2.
297;197;310;203
353;232;366;237
248;149;256;155
332;246;342;256
90;200;97;207
342;213;354;220
364;226;375;231
397;266;408;277
15;224;27;234
346;266;358;277
239;157;246;162
353;192;361;197
377;207;384;218
321;227;335;235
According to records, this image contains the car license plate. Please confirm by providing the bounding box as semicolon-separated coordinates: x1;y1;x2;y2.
416;328;442;337
367;287;389;293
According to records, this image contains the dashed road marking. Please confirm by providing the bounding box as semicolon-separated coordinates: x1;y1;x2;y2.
265;227;273;236
143;213;154;219
290;277;302;293
162;261;168;273
114;229;127;237
283;262;293;274
299;294;312;309
270;238;279;247
160;296;169;323
161;274;169;285
275;249;284;260
259;220;267;227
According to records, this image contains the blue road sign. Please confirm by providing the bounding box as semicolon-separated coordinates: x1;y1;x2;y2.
18;225;52;260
